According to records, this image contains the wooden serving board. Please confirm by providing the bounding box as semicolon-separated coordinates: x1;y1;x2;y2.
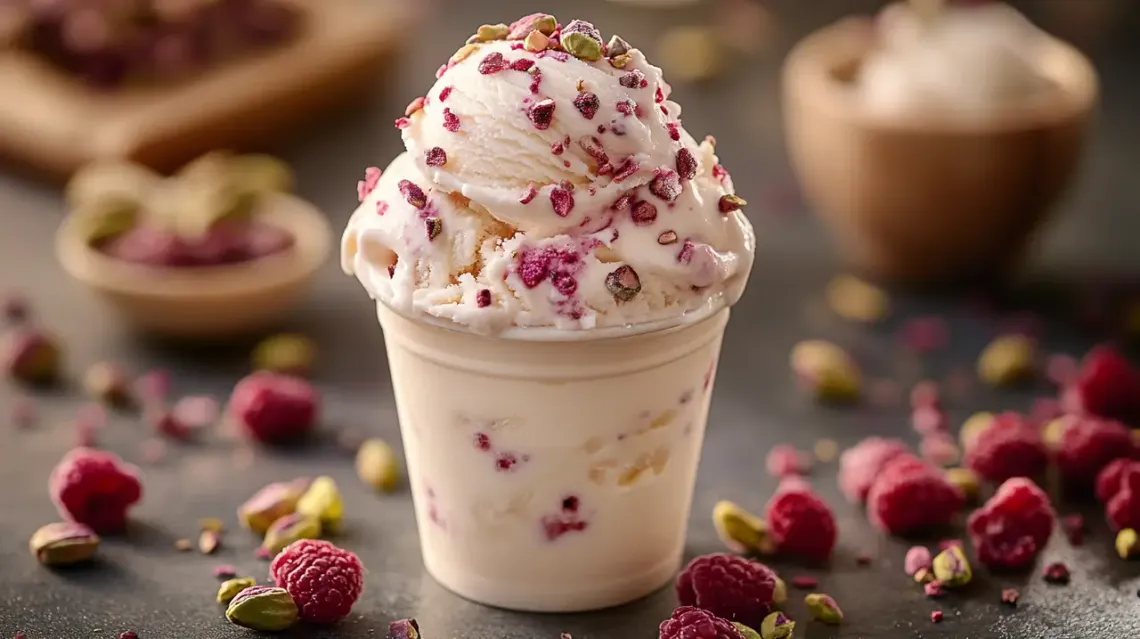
0;0;413;178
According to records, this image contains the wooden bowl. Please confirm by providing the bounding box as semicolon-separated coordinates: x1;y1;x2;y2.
782;17;1099;284
56;193;331;338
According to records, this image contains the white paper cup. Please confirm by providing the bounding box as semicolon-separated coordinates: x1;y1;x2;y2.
377;302;730;612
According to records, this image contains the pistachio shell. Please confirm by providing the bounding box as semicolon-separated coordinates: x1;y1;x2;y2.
356;438;401;492
225;586;298;631
978;334;1036;386
29;522;99;566
790;340;861;402
804;593;843;625
296;476;343;532
759;612;795;639
262;513;321;555
216;577;257;604
712;500;770;554
932;545;972;588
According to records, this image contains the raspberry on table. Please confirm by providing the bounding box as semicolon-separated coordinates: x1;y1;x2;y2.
765;444;809;477
837;437;911;502
766;487;837;562
49;447;142;534
964;412;1048;483
1065;345;1140;424
270;539;364;624
229;371;319;444
659;606;744;639
866;455;964;535
1097;458;1140;503
675;553;777;630
1106;464;1140;532
967;477;1055;569
1055;416;1139;487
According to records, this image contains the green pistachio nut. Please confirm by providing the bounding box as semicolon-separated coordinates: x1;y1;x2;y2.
712;500;770;554
356;438;401;492
296;475;343;532
225;586;299;632
1117;528;1140;560
804;593;843;625
76;196;139;244
790;340;861;402
262;513;322;555
732;621;761;639
252;333;316;376
216;577;258;604
29;522;100;566
944;467;980;503
759;612;795;639
238;478;310;535
772;576;787;607
231;154;293;196
978;334;1036;386
561;31;603;61
932;545;972;588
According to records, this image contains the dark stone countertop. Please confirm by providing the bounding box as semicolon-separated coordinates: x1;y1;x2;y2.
2;0;1140;637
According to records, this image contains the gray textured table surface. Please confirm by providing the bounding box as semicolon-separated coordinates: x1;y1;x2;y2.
2;0;1140;637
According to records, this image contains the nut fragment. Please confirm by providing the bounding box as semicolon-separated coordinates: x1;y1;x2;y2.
83;362;131;406
506;13;557;40
978;334;1036;386
758;612;795;639
296;476;344;532
1042;415;1074;451
804;593;843;625
389;618;422;639
560;20;604;61
217;577;257;604
931;545;972;588
524;30;550;52
605;265;642;302
225;586;299;632
356;438;401;492
826;275;889;322
198;529;221;555
29;522;99;566
732;622;761;639
790;340;861;402
262;513;322;555
237;478;311;535
944;467;980;503
251;333;316;376
958;412;994;451
471;23;509;43
656;26;724;83
712;500;772;554
772;576;787;607
1117;528;1140;560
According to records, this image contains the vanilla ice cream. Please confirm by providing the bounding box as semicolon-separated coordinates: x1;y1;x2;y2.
342;15;754;333
860;2;1056;115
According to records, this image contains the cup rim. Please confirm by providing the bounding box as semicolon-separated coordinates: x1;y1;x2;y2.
782;16;1100;135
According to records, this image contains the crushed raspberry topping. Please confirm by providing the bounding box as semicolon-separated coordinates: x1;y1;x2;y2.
676;148;697;181
649;169;682;202
551;141;564;155
438;86;453;101
394;117;411;129
619;69;648;88
357;167;381;202
655;86;665;103
613;159;640;182
510;58;535;72
666;122;681;141
574;92;600;119
615;99;636;116
404;96;425;116
677;239;695;264
476;289;492;308
424;147;447;167
375;201;388;216
611;193;634;211
442;108;460;132
528;98;556;130
712;164;729;182
478;52;508;74
397;180;427;209
631;200;657;226
519;184;538;204
549;186;574;217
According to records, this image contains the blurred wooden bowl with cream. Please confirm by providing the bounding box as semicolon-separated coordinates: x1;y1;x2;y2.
782;0;1098;284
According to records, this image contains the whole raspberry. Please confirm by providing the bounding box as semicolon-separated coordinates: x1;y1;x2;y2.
1055;416;1139;487
837;437;911;502
270;539;364;624
964;412;1047;483
866;455;964;535
675;553;777;629
1066;345;1140;424
49;447;142;533
659;606;744;639
766;487;837;562
967;477;1055;569
1096;458;1140;503
1106;465;1140;531
229;371;319;443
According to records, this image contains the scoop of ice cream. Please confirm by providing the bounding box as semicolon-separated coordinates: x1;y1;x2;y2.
860;2;1056;115
343;15;754;333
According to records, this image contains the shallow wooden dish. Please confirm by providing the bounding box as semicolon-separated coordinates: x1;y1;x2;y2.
0;0;411;178
56;193;332;339
782;17;1099;285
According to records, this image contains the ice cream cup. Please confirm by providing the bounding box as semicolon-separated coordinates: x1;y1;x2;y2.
376;301;730;612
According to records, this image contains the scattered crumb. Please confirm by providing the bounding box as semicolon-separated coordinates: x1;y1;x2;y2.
813;438;839;463
931;610;944;623
790;575;818;589
174;539;192;552
1001;588;1020;606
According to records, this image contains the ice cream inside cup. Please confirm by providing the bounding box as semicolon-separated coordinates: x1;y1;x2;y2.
342;15;754;335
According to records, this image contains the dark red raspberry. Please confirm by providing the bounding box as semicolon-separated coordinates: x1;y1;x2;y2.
1066;345;1140;424
964;412;1047;483
270;539;364;624
659;606;744;639
765;444;808;477
1106;465;1140;531
837;437;911;502
675;553;777;629
866;455;964;535
1055;415;1139;487
765;487;837;562
229;371;319;444
1096;458;1140;503
49;447;142;533
967;477;1055;569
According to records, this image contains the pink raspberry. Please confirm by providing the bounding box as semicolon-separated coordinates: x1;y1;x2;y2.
837;437;911;502
967;477;1055;569
866;455;964;535
1107;465;1140;531
964;412;1047;483
659;606;744;639
1055;415;1139;487
270;539;364;624
675;553;777;629
1096;458;1140;503
1065;345;1140;424
49;447;142;533
766;487;837;562
765;444;809;477
229;371;319;443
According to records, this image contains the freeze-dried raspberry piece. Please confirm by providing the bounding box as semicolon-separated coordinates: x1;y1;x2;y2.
1096;458;1140;503
866;456;964;535
658;606;744;639
1055;416;1139;487
675;553;777;629
964;412;1047;483
229;371;319;444
967;477;1055;568
270;539;364;624
1066;345;1140;424
49;447;143;533
837;437;911;502
765;444;809;477
1107;465;1140;532
766;487;837;562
